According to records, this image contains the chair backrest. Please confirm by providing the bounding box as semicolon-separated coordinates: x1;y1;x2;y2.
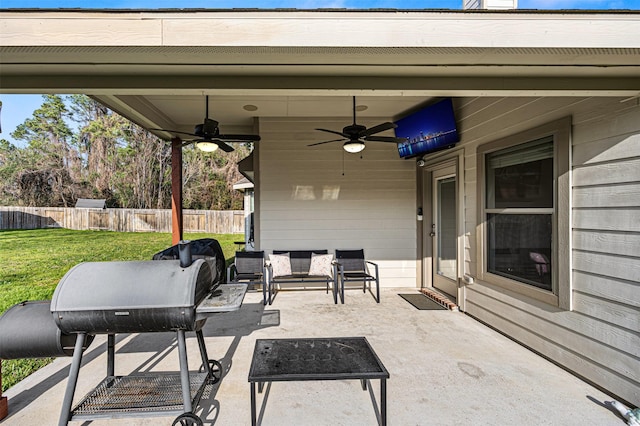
273;250;328;274
235;251;265;274
335;249;366;272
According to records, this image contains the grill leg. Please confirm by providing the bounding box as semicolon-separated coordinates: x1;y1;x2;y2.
177;330;193;413
58;332;86;426
196;330;211;376
107;333;115;377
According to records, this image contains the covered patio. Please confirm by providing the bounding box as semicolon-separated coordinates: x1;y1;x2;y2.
2;287;623;425
1;7;639;419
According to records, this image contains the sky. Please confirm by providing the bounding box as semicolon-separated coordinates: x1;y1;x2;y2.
0;0;638;8
1;0;638;145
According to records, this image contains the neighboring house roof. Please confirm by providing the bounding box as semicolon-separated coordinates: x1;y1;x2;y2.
75;198;106;209
233;177;254;192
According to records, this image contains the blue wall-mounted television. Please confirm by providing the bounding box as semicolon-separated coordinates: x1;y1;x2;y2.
395;98;460;159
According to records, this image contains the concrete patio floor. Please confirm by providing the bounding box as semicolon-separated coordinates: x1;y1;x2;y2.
2;287;626;425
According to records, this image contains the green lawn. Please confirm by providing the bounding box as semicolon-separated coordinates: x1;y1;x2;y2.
0;228;242;392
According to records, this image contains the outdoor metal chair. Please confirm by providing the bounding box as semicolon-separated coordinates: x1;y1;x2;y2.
228;251;269;305
335;249;380;303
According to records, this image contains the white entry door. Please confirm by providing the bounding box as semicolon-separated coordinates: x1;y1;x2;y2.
432;165;458;298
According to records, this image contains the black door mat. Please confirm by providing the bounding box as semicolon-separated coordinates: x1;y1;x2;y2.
398;293;447;310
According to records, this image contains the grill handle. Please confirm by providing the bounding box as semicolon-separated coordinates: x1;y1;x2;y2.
179;240;192;268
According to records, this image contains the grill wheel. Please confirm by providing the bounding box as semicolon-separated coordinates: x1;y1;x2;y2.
199;359;223;384
172;412;203;426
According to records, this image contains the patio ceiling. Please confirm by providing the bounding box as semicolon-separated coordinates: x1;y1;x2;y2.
1;9;639;136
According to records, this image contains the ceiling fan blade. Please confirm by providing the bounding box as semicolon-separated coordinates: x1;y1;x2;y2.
364;135;408;143
359;122;397;137
316;128;349;138
215;141;235;152
308;138;346;147
218;134;261;142
150;128;199;138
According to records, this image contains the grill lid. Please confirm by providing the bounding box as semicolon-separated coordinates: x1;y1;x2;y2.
51;259;211;313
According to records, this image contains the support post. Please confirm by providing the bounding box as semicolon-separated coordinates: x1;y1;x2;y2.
171;137;183;245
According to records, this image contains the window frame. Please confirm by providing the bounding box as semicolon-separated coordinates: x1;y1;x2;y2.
476;117;572;309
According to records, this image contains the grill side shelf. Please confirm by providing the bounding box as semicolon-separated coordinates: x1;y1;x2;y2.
196;283;247;319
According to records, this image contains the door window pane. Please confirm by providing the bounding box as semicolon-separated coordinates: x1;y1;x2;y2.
437;177;457;281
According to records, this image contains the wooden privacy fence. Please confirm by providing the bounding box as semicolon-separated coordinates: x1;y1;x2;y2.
0;206;245;234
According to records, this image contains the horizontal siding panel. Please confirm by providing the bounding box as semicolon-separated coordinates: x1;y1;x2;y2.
261;203;412;218
259;181;414;192
573;157;640;186
465;292;640;405
572;183;640;208
262;219;415;232
458;98;540;134
573;132;640;166
467;281;640;358
573;250;640;283
573;292;640;333
468;287;640;383
262;167;413;176
573;270;640;309
572;106;640;147
573;209;640;232
573;230;640;257
263;228;414;243
260;189;414;202
571;98;635;126
460;97;588;146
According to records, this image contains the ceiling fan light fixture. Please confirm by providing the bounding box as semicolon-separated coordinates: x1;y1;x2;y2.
343;141;365;153
196;141;219;152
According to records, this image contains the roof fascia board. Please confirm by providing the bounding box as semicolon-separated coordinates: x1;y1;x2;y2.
6;75;640;95
1;11;639;49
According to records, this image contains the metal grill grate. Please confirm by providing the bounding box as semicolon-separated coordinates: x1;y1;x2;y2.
72;373;210;416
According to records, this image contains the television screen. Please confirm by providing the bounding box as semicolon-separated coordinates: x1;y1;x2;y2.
395;98;460;159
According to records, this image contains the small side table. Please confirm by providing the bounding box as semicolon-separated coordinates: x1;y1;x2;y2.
248;337;389;425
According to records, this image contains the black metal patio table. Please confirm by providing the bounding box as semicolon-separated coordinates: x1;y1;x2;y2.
248;336;389;425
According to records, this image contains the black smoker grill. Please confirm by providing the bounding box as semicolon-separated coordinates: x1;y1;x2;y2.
47;256;246;426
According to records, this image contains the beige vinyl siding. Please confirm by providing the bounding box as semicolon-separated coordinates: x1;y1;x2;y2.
258;117;417;287
458;97;640;405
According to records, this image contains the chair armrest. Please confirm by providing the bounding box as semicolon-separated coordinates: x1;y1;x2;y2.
365;260;379;277
227;263;238;281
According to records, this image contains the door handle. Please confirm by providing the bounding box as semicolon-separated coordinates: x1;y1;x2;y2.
429;224;436;237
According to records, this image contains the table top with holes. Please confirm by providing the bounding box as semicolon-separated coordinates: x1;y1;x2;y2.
248;337;389;382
